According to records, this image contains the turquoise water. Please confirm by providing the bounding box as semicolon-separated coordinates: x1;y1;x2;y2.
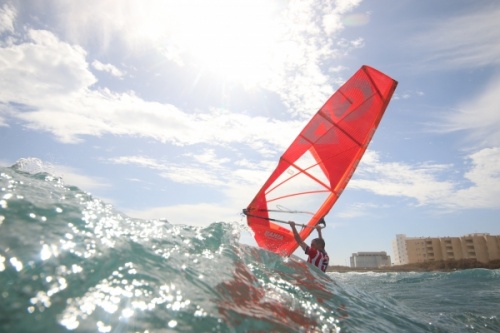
1;161;499;332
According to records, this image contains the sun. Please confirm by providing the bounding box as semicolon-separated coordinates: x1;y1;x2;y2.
147;0;285;87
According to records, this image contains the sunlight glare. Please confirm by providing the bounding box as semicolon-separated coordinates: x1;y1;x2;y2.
156;0;284;86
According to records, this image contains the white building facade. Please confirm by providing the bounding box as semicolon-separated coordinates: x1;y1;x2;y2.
350;251;391;268
392;234;409;265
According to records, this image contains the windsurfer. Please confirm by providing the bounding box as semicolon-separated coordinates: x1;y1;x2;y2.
289;219;329;272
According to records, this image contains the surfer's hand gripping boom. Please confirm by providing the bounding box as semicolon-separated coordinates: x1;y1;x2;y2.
242;209;326;229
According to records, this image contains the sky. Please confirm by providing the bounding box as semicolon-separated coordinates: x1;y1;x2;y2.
1;0;500;266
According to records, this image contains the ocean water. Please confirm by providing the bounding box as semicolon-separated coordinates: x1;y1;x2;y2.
1;160;499;333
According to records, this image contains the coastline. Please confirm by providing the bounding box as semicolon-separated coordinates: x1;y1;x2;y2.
328;259;500;273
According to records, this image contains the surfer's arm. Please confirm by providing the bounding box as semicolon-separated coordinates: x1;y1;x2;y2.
316;225;323;239
288;221;307;251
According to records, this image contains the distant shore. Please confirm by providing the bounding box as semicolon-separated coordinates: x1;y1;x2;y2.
327;259;500;273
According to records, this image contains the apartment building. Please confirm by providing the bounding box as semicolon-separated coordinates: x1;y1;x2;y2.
350;251;391;268
392;233;500;265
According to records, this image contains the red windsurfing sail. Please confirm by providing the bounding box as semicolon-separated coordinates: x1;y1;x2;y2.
244;65;398;257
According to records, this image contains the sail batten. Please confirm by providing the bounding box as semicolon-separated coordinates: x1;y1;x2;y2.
244;65;398;257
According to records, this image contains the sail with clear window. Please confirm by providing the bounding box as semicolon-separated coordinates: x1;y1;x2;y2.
243;65;398;256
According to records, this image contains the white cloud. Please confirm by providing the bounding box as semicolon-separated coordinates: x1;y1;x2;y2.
0;28;281;146
108;152;268;189
11;91;194;144
0;29;95;101
91;60;125;78
51;164;111;191
393;90;424;101
0;0;369;163
125;202;244;227
352;152;455;206
0;114;7;127
0;23;334;154
351;150;500;210
335;202;380;219
414;4;500;69
0;4;15;35
23;0;363;118
438;74;500;148
441;147;500;210
108;152;265;222
402;3;500;168
109;155;161;169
